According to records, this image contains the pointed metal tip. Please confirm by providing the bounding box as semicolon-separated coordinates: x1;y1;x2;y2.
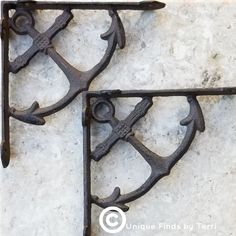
139;1;166;10
1;142;10;168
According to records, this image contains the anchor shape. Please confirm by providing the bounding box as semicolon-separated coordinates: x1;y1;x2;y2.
1;1;166;168
1;2;235;235
9;8;126;125
89;95;205;211
0;0;166;167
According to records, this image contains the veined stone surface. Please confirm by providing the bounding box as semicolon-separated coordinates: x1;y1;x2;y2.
0;0;236;236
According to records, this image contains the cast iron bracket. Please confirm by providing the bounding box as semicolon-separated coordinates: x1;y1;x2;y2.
1;1;235;236
82;87;236;234
0;0;165;168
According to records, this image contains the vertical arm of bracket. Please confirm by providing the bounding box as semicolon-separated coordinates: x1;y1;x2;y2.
82;92;92;236
1;11;11;168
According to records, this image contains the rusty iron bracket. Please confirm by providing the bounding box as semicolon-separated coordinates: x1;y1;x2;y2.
83;88;236;234
0;0;165;168
1;1;235;236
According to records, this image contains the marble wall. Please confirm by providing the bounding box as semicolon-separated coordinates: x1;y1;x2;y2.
0;0;235;235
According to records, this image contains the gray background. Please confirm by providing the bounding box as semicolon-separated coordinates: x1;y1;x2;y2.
0;0;236;235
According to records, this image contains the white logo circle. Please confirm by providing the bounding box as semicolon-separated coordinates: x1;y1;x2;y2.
99;206;127;234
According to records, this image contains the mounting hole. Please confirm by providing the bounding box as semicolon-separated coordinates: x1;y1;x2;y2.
92;100;115;123
11;11;34;35
15;15;30;28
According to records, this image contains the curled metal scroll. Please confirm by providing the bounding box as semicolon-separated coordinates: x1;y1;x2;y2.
9;8;125;125
89;95;205;211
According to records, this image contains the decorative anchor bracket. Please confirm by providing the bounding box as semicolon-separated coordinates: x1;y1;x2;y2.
0;0;165;168
83;88;236;234
1;1;235;236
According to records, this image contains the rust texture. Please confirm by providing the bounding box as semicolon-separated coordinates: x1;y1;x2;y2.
2;1;235;236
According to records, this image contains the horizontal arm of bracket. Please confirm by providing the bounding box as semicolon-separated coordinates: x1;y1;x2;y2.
87;87;236;98
4;1;166;11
